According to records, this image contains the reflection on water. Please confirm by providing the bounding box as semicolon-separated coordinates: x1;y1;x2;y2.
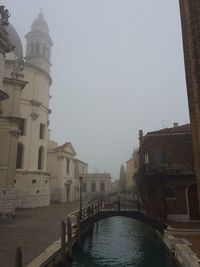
70;217;176;267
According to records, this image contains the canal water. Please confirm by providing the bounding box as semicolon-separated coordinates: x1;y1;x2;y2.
69;216;176;267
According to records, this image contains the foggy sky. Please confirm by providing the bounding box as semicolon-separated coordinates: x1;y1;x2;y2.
2;0;189;179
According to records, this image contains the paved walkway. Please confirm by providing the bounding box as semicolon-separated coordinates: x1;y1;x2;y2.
174;235;200;257
168;221;200;229
0;199;89;267
168;221;200;259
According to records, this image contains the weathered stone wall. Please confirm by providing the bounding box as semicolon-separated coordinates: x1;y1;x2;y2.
15;171;50;208
0;118;19;188
81;174;112;194
179;0;200;207
0;189;16;218
50;188;67;203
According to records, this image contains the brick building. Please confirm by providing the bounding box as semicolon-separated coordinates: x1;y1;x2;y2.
138;123;200;222
179;0;200;208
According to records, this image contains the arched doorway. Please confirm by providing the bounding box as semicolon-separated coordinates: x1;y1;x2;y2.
188;183;200;220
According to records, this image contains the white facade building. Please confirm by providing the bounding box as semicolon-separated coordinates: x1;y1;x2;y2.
47;141;77;202
74;159;88;200
81;173;112;197
4;13;53;208
0;7;27;218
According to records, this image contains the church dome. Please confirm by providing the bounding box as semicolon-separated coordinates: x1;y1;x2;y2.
31;13;49;34
5;23;23;58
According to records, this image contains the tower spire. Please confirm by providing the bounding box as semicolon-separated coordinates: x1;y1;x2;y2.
25;12;53;73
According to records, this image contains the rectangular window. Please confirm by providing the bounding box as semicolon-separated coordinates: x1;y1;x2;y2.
100;182;105;192
39;124;45;139
82;183;87;192
164;187;176;199
91;183;96;192
66;159;70;175
18;118;26;136
145;153;149;164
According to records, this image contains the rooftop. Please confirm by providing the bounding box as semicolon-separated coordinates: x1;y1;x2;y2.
146;124;191;136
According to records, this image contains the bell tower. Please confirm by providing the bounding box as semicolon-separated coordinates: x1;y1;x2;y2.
25;12;53;73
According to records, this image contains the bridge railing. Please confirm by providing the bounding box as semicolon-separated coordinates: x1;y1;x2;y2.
15;200;138;267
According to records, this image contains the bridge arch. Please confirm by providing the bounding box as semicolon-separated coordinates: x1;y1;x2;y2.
81;209;166;233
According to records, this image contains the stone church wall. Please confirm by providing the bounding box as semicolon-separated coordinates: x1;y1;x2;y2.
15;171;50;208
0;189;16;219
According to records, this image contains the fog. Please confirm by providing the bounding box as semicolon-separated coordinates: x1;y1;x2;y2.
2;0;189;179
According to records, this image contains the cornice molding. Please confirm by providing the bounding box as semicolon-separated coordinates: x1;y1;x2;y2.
16;170;50;176
30;99;42;107
3;77;28;90
24;61;52;85
5;59;52;85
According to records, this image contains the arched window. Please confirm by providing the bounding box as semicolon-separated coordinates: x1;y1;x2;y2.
38;146;44;170
16;143;24;169
43;43;46;56
35;42;40;55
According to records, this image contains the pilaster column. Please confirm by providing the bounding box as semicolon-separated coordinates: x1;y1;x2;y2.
7;125;20;187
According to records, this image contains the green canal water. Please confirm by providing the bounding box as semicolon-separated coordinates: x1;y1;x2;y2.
69;216;177;267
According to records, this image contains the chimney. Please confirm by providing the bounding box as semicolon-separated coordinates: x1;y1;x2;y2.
139;130;143;146
173;122;178;127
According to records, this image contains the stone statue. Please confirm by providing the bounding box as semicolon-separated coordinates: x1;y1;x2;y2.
0;6;10;26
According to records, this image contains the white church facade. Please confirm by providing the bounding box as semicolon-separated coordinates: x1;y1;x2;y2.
13;13;53;208
0;8;53;214
0;6;112;216
0;6;27;217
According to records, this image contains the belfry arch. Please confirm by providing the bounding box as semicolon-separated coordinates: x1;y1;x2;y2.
179;0;200;209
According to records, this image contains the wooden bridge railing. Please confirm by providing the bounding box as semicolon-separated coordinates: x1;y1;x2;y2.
15;200;139;267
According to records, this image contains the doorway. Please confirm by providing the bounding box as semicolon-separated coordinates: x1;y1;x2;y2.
188;183;200;220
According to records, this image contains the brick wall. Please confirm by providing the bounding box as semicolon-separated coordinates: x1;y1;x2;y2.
179;0;200;207
140;133;193;169
138;130;196;221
